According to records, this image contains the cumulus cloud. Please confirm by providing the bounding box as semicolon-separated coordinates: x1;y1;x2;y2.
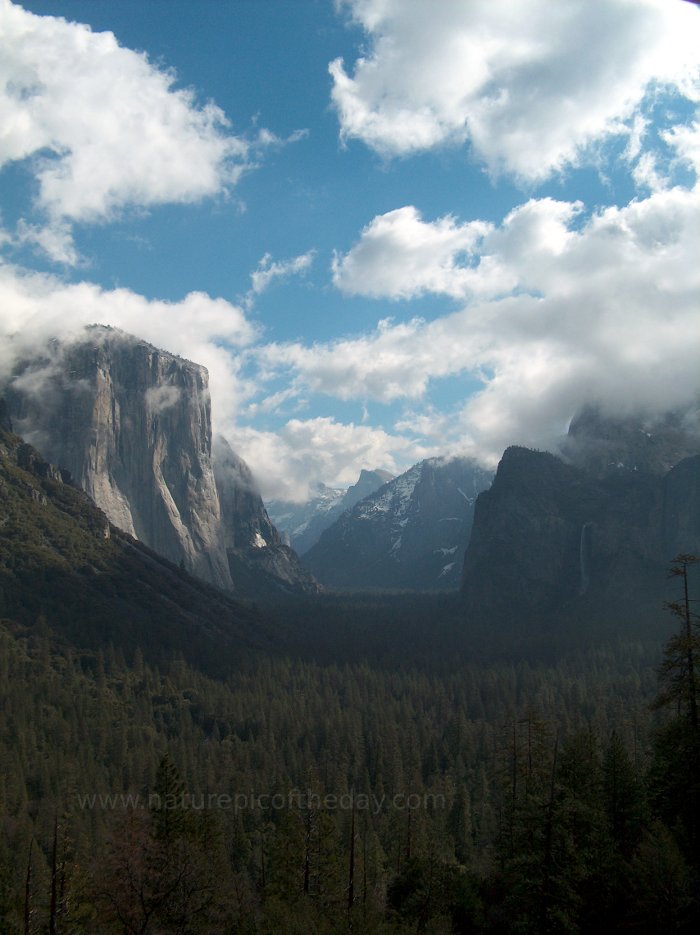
262;183;700;463
0;263;257;427
227;417;434;502
0;0;264;260
664;120;700;176
332;206;497;299
330;0;700;179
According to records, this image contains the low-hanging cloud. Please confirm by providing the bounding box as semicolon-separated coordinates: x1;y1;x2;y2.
0;263;257;428
261;181;700;464
330;0;700;179
227;417;435;502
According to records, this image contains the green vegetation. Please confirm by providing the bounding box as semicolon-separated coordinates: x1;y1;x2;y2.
1;423;699;932
1;600;697;933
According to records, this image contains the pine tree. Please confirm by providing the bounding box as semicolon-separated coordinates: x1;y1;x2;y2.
650;555;700;859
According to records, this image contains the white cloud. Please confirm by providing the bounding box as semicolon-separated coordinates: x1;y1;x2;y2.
248;250;316;300
261;183;700;463
0;263;257;427
332;206;497;299
330;0;700;179
227;417;433;502
15;218;81;265
664;120;700;176
0;0;262;257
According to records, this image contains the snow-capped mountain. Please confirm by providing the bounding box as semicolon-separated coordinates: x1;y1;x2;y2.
267;468;393;555
302;457;494;591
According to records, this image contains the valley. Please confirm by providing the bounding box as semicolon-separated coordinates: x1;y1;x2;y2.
0;332;698;933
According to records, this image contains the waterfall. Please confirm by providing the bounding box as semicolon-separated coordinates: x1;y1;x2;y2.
579;522;592;595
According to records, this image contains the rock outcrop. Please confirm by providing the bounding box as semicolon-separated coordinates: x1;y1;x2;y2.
4;326;318;597
461;408;700;629
303;457;493;591
213;436;320;596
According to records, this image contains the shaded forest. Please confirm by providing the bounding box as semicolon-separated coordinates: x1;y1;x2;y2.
2;419;699;932
1;558;699;933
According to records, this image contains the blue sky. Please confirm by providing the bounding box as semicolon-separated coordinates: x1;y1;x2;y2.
1;0;699;499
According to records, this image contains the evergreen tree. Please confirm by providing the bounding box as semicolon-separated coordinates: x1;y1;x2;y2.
649;555;700;860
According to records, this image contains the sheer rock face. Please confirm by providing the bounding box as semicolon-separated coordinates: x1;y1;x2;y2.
461;409;700;627
6;328;233;589
213;436;321;596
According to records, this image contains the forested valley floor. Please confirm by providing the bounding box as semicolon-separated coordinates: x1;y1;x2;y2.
2;578;699;935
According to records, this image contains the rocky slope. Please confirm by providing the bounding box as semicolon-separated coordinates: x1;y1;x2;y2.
0;414;269;671
303;457;493;590
462;408;700;629
214;436;320;596
4;327;316;597
267;468;394;555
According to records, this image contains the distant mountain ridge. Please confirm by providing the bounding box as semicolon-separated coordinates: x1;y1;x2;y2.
267;468;394;554
303;457;494;590
3;326;317;598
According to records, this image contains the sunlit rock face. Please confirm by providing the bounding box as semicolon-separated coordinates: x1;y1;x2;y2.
6;326;233;589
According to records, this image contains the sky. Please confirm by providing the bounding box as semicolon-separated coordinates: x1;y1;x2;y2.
0;0;699;501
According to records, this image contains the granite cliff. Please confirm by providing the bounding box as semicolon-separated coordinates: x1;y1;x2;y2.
461;408;700;629
4;327;316;596
6;327;232;588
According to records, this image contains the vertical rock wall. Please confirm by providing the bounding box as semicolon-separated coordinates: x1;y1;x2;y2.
7;327;233;589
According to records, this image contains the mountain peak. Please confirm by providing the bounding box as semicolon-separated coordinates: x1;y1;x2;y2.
266;467;395;555
303;456;493;591
562;404;700;477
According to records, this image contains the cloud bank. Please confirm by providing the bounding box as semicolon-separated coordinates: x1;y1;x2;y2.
262;181;700;463
331;0;700;179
